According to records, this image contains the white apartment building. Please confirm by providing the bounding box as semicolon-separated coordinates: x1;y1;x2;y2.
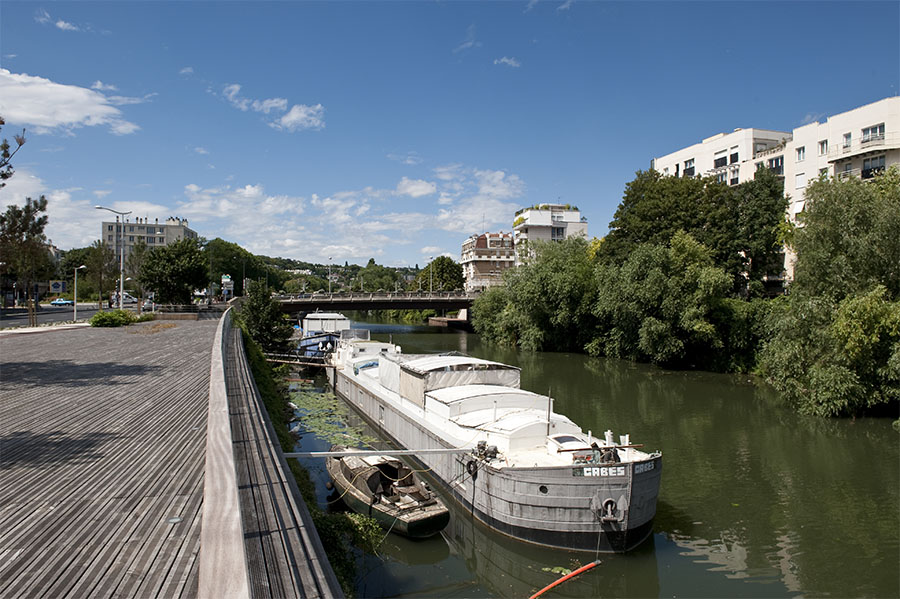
512;204;588;265
460;231;515;292
100;216;199;263
650;96;900;280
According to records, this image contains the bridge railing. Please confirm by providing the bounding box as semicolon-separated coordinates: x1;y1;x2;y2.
275;291;474;301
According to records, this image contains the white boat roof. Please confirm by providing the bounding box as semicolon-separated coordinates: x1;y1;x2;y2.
304;312;348;320
428;384;541;405
392;354;519;375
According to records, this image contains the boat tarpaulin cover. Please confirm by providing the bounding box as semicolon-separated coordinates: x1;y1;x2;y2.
379;354;520;407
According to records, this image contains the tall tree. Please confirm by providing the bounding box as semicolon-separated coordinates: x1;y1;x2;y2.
240;279;293;352
126;238;152;300
0;116;26;189
0;196;53;306
86;241;117;308
415;256;464;292
760;167;900;416
204;238;262;296
140;238;207;304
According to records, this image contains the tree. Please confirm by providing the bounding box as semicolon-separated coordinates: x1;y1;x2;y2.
205;238;263;296
358;258;401;291
0;196;54;307
140;238;207;304
86;241;117;307
415;256;464;292
240;280;294;352
589;231;732;367
760;167;900;416
473;237;597;352
0;116;26;189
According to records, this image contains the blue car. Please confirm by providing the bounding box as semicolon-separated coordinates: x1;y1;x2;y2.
50;298;74;306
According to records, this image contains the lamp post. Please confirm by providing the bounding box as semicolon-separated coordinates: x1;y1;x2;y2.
328;256;332;294
73;265;86;321
429;256;434;294
95;205;132;310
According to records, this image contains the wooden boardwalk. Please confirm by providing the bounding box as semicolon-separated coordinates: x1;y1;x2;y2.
0;318;341;598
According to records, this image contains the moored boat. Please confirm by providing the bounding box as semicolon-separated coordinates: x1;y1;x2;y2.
326;445;450;539
296;312;351;357
327;330;663;553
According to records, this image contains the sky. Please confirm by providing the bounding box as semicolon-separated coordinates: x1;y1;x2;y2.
1;1;898;268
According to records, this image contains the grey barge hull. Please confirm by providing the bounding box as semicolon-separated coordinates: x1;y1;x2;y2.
330;367;662;553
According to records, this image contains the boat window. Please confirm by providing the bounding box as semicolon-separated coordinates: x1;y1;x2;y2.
551;435;581;444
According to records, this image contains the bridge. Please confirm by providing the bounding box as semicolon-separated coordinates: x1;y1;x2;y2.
275;291;476;314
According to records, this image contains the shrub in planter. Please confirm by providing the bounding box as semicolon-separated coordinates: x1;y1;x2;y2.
90;309;138;327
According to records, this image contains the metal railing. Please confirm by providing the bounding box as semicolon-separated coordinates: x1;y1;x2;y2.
827;131;899;161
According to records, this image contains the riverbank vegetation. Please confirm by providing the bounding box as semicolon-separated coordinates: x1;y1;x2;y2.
474;167;900;418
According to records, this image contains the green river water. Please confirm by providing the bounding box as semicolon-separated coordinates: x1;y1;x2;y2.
292;320;899;598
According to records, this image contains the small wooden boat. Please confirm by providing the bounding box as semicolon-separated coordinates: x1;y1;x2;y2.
326;446;450;538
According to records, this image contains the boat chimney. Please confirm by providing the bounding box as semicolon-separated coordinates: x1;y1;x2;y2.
605;430;614;445
620;434;630;447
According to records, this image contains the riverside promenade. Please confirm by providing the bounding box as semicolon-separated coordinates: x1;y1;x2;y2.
0;314;341;598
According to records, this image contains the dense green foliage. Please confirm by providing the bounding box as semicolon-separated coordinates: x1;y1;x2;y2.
601;168;787;296
476;167;899;418
139;238;207;304
415;256;464;292
760;168;900;416
89;309;139;327
239;280;294;353
0;196;55;304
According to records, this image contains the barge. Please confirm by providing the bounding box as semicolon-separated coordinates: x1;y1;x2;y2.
327;330;662;552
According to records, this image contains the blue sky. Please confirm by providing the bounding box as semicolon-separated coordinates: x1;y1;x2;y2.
1;1;898;267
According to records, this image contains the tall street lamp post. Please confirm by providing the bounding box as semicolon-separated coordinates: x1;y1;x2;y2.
95;205;132;310
73;264;86;321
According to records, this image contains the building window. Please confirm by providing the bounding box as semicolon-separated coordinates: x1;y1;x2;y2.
861;123;885;143
843;132;851;148
129;226;134;232
819;167;829;178
108;235;113;242
796;146;805;162
683;158;695;177
862;155;885;179
551;227;565;240
730;169;739;186
107;225;113;231
795;172;806;189
147;237;154;244
766;156;783;175
716;172;727;184
129;236;134;242
159;237;165;243
755;162;763;171
730;152;739;164
844;163;852;173
714;151;727;168
818;140;828;155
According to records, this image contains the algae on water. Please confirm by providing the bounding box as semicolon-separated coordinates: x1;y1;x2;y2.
289;386;379;448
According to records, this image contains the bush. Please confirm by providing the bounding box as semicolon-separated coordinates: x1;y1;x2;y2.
89;309;138;327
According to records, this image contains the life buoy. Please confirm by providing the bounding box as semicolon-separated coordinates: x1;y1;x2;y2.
466;460;478;477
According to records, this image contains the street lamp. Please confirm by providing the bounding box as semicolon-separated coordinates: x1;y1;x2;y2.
95;205;132;310
429;256;434;294
328;256;332;294
73;265;86;321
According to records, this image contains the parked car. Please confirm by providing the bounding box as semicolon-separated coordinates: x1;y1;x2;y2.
50;297;74;306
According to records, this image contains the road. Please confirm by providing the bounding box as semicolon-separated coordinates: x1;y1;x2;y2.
0;304;103;327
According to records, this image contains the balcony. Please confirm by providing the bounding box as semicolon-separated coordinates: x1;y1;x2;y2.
828;131;899;162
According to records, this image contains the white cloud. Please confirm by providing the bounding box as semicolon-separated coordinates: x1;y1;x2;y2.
493;57;521;68
93;190;111;199
252;98;288;114
194;147;209;155
179;66;194;75
557;0;574;10
91;80;118;92
421;246;442;254
107;93;157;106
274;104;325;131
453;24;481;53
0;69;140;136
525;0;540;12
35;9;51;24
396;177;436;198
221;83;323;131
56;20;80;32
387;151;423;166
433;163;463;181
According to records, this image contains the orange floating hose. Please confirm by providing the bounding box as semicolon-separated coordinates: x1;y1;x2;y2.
529;559;601;599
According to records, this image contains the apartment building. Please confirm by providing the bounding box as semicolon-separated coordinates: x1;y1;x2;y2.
460;231;515;292
512;204;588;265
650;96;900;279
100;216;199;262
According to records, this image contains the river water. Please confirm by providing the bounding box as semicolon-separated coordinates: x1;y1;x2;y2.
292;320;899;598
